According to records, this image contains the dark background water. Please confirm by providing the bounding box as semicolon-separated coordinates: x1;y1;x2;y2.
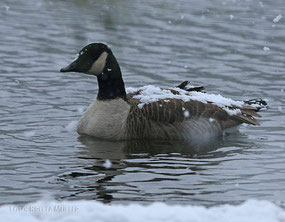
0;0;284;206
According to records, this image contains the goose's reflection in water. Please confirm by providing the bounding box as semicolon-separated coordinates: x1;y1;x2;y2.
59;133;250;204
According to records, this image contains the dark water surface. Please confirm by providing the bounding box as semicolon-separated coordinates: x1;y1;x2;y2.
0;0;284;206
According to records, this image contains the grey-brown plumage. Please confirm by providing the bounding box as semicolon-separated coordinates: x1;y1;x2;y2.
122;86;264;140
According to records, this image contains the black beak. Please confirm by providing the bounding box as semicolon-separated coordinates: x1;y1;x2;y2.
60;60;79;72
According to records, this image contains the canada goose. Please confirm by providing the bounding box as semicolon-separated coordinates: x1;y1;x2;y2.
60;43;267;140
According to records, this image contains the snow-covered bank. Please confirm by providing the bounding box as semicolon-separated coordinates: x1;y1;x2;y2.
1;199;285;222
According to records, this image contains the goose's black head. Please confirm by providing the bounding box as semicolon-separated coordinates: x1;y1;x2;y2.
60;43;112;75
60;43;126;101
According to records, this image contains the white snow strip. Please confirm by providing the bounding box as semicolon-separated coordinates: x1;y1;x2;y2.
126;87;139;94
273;14;282;23
126;85;243;115
1;199;284;222
223;107;241;115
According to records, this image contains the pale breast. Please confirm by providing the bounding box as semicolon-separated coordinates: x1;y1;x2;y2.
77;98;131;140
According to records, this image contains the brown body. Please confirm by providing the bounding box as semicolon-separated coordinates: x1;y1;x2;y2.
122;89;261;140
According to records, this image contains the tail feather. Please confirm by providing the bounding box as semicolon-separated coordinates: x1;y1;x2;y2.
176;81;205;92
230;98;268;126
241;109;262;117
234;114;260;126
176;81;267;127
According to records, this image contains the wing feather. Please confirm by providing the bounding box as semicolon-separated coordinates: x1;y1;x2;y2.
126;86;262;132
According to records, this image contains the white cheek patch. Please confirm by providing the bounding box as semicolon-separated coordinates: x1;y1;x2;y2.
87;52;108;76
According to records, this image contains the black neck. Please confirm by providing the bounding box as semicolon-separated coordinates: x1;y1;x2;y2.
96;53;127;101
